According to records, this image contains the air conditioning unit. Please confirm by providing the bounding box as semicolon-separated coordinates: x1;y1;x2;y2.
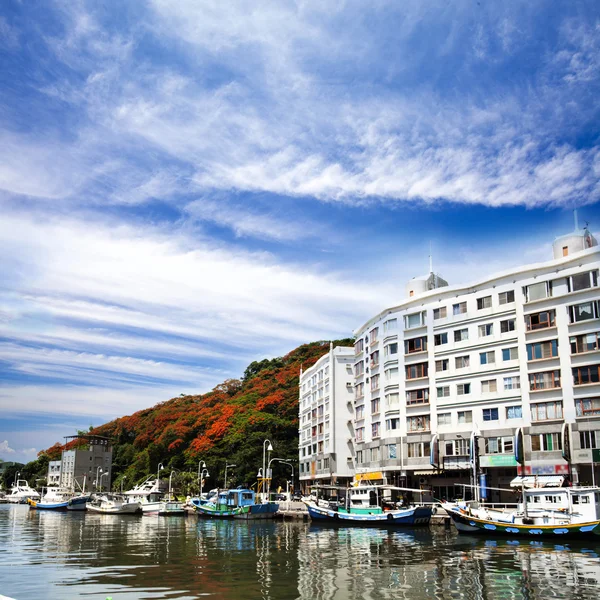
419;477;428;485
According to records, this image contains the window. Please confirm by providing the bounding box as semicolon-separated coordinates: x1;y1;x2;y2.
445;439;469;456
568;270;598;292
323;458;329;469
525;281;551;302
371;398;380;414
355;427;364;442
406;363;428;379
405;336;427;354
384;343;398;357
525;310;556;331
580;431;600;450
386;443;397;459
454;328;469;342
499;290;515;304
437;386;450;398
372;422;381;438
406;389;429;405
355;405;364;420
529;370;561;390
531;433;562;452
355;339;364;354
500;319;516;333
434;332;448;346
437;413;451;426
506;406;523;419
433;307;447;320
481;379;497;393
355;361;364;376
531;401;563;421
355;382;365;399
386;392;399;407
355;450;363;464
407;415;430;432
435;359;449;372
485;437;513;454
370;351;380;367
503;376;521;391
478;323;493;337
455;355;470;369
457;410;472;424
480;351;495;365
453;302;467;316
371;374;380;391
477;296;492;310
369;327;379;344
407;441;430;458
386;418;400;430
383;318;397;332
384;367;399;381
370;447;380;461
563;246;568;257
502;347;518;361
482;407;499;421
569;301;600;323
457;383;471;395
570;332;600;354
575;397;600;417
527;340;558;361
405;312;425;329
573;365;600;385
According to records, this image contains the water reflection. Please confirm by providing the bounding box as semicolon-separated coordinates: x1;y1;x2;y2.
1;505;600;599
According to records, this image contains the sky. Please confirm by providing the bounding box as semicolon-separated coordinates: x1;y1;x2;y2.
1;0;600;462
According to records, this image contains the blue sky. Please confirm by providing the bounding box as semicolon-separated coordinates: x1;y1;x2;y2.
1;0;600;461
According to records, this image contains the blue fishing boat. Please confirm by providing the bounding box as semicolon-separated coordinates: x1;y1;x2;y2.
195;488;279;520
304;485;432;526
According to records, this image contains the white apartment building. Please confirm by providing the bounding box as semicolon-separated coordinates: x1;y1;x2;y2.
47;460;61;486
348;223;600;501
299;343;356;491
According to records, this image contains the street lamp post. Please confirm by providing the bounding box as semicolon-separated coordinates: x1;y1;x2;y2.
262;439;274;501
95;467;103;492
168;469;178;500
197;461;206;493
224;464;236;489
267;458;294;499
99;472;109;492
121;476;127;494
157;462;164;490
199;468;210;499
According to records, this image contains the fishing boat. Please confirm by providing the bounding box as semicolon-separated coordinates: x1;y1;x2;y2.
304;484;432;526
7;480;40;504
442;481;600;540
195;488;279;520
87;494;142;514
28;488;72;510
157;499;186;516
123;477;165;514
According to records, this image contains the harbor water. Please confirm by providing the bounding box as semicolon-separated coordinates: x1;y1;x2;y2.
1;504;600;599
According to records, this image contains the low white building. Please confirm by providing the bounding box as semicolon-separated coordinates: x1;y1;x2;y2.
299;343;356;491
47;460;61;487
330;221;599;500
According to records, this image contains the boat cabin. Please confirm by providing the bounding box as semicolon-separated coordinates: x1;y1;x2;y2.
522;488;600;521
216;489;256;508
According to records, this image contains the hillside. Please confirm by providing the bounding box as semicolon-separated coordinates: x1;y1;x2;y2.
36;339;353;494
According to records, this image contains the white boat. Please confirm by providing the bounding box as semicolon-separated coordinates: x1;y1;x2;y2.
123;477;164;513
7;480;40;504
158;500;186;516
87;494;142;514
442;481;600;540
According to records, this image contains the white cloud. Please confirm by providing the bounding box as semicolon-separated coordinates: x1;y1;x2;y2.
0;440;15;454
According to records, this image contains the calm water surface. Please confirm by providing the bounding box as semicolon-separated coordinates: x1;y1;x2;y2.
1;504;600;599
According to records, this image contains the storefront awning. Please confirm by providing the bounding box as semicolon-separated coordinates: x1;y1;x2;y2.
354;472;384;482
510;475;565;488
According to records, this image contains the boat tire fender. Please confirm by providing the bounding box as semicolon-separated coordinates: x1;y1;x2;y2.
387;513;394;521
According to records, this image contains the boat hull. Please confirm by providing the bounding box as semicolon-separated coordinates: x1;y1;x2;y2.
196;503;279;519
445;508;600;540
87;502;142;515
67;496;90;511
305;503;432;526
28;499;69;510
